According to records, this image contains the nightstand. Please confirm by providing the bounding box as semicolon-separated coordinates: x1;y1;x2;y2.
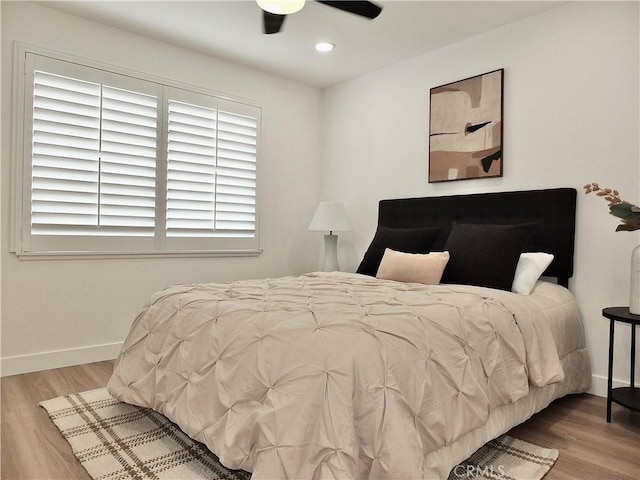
602;306;640;422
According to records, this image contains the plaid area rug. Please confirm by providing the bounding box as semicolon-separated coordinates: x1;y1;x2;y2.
40;388;249;480
41;388;558;480
447;435;558;480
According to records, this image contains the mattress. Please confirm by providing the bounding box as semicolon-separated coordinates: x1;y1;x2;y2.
107;272;590;479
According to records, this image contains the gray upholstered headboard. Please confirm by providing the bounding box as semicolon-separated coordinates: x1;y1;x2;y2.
377;188;577;287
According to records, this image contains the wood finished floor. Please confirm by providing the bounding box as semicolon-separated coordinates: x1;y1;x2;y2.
1;360;639;479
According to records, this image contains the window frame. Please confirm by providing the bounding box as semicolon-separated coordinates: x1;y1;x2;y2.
11;43;262;260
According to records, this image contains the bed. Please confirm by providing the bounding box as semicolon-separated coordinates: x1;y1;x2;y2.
108;188;591;480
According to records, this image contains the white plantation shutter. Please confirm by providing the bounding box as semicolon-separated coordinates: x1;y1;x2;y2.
31;71;101;234
99;86;157;234
166;101;257;238
216;111;257;234
16;51;260;256
31;73;158;237
166;100;217;236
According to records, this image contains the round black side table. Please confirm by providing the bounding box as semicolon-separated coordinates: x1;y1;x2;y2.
602;306;640;422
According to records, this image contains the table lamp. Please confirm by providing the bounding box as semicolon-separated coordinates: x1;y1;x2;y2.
308;201;351;271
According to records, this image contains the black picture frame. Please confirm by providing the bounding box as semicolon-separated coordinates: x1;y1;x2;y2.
428;69;504;183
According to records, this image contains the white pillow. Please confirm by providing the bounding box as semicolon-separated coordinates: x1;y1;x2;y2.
511;252;554;295
376;249;450;285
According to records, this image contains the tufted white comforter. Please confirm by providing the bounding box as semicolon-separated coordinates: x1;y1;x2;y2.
108;272;568;479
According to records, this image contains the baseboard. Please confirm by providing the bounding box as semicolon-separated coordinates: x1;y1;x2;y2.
588;373;633;398
1;342;123;377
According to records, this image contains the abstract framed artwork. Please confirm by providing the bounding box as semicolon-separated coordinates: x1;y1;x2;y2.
428;69;504;183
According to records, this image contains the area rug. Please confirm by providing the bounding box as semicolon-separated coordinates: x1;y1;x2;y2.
41;388;558;480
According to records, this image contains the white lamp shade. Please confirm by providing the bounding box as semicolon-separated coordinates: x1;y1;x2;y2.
257;0;305;15
308;201;351;233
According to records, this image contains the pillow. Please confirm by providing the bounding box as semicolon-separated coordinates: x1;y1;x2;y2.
376;249;450;285
441;222;537;291
512;252;554;295
356;226;441;277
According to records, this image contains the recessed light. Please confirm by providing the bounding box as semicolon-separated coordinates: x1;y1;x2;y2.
315;42;335;53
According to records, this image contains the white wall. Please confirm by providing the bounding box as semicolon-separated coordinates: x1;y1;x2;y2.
321;1;640;397
1;2;323;375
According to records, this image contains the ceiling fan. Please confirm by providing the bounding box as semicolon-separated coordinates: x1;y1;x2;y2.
257;0;383;34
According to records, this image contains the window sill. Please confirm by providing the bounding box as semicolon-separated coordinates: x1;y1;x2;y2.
15;249;263;261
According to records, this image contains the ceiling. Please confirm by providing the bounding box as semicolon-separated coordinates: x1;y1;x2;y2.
41;0;566;89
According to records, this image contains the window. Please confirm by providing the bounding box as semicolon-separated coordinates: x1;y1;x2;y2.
13;50;261;257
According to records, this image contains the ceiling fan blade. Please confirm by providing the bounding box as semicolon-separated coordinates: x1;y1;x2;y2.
263;11;286;34
316;1;382;20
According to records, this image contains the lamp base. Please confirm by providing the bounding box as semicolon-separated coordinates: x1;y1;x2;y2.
322;234;339;271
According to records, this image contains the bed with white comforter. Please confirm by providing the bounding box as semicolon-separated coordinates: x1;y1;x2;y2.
108;271;590;480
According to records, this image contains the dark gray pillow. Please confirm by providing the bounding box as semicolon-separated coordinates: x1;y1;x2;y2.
442;222;537;291
356;226;441;277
